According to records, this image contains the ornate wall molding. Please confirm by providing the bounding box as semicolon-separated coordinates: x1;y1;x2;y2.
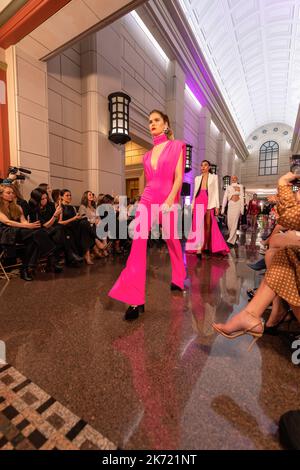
0;0;72;49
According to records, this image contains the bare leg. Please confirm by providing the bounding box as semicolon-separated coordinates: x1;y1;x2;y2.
202;210;211;251
84;250;94;265
293;307;300;323
213;279;275;334
266;296;289;327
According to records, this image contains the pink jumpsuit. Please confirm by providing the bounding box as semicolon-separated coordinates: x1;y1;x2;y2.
109;139;186;306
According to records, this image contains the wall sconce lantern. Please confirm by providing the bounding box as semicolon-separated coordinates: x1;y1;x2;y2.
181;182;191;196
108;92;131;144
185;144;192;173
210;164;217;174
223;175;231;190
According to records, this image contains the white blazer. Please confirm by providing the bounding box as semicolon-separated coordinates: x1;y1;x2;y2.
192;173;219;210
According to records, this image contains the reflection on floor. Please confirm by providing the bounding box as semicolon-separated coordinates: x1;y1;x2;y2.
0;230;299;450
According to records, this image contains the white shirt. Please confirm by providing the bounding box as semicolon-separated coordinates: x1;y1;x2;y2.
222;183;244;214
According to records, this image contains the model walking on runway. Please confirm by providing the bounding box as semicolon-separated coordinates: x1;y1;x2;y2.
109;110;186;321
221;175;244;247
186;160;229;258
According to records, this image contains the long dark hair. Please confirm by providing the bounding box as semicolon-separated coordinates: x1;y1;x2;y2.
29;188;49;212
149;109;174;140
81;190;95;208
201;159;212;174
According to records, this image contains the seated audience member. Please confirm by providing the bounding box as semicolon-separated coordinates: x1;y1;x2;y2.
0;185;55;281
97;193;104;207
39;183;53;203
29;188;64;272
213;172;300;344
78;190;108;257
59;189;96;265
51;189;61;207
11;182;30;220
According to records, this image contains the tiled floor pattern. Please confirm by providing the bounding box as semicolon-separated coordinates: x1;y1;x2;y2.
0;364;116;450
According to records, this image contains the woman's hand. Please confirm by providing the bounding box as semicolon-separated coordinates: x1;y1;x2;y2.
54;206;62;218
162;197;174;213
26;221;41;229
215;207;219;216
278;172;297;186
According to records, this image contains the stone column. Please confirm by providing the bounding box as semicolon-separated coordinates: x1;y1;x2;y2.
81;24;125;197
166;60;185;140
6;44;50;199
199;107;211;165
217;131;226;196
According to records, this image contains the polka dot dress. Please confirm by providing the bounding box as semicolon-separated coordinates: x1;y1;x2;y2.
265;185;300;306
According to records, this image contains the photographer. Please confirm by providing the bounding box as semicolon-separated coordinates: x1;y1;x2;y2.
0;185;55;281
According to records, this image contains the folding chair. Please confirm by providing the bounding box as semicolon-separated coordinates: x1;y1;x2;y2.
0;244;23;281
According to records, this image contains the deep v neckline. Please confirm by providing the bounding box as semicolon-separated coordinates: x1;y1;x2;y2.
150;141;170;171
200;173;209;190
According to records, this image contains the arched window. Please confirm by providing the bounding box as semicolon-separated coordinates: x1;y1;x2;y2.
259;141;279;176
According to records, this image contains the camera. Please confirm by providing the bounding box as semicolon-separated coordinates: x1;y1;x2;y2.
0;166;31;185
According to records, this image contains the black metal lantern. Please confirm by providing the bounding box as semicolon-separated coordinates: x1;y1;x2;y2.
185;144;192;173
210;164;217;174
223;175;231;190
108;92;131;144
181;182;191;196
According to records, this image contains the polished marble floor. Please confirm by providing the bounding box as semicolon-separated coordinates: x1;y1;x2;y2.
0;232;299;450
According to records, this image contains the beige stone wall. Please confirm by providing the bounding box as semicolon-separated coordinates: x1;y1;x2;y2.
242;123;292;192
47;44;83;201
6;45;50;200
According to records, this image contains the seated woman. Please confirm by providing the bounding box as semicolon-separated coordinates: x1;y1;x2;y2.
212;172;300;350
52;189;61;207
11;182;30;220
29;188;64;272
59;189;96;265
0;185;55;281
78;191;108;258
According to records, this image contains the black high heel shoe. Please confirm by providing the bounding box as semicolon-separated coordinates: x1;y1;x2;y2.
124;304;145;321
264;310;295;335
170;282;184;291
20;267;33;281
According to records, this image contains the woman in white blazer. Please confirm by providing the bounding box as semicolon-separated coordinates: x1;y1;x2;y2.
186;160;229;257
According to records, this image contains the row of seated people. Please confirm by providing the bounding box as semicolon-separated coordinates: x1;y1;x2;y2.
0;183;136;281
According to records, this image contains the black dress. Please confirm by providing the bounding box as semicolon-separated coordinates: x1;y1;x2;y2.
61;204;95;256
0;218;55;269
29;202;65;256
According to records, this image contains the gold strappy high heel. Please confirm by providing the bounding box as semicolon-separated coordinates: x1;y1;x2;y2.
212;311;264;351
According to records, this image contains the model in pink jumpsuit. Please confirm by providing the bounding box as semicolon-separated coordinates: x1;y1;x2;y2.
109;134;186;308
